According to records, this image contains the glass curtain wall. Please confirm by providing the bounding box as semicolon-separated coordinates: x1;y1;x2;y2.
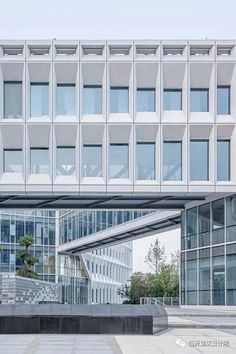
59;210;150;244
181;194;236;306
0;210;55;282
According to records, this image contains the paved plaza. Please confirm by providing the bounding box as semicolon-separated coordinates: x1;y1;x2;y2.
0;328;236;354
0;307;236;353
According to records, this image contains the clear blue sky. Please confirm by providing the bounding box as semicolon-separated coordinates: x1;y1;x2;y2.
0;0;236;40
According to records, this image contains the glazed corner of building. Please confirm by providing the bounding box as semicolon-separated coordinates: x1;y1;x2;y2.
180;192;236;307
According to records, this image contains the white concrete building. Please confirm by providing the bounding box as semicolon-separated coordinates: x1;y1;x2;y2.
0;40;235;209
1;39;236;306
82;243;132;304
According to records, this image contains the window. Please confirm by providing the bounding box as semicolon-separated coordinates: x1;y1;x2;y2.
109;46;130;56
3;149;23;173
109;144;129;178
163;141;182;181
56;84;75;115
181;212;186;250
56;46;77;56
212;199;225;245
29;46;50;56
136;143;155;180
212;247;225;305
4;81;22;118
217;46;233;56
110;87;129;113
226;196;236;242
83;85;102;115
136;46;157;56
198;203;210;247
199;249;211;305
190;140;209;181
190;46;210;56
217;140;230;181
163;46;184;56
217;86;230;115
2;46;23;56
190;89;209;112
163;89;182;111
83;145;102;177
56;147;75;175
186;251;197;305
82;46;104;56
30;148;49;174
30;83;49;117
186;208;198;249
181;254;185;305
226;244;236;305
136;88;155;112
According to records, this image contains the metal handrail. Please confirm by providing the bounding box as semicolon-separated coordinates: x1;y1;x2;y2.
140;296;180;307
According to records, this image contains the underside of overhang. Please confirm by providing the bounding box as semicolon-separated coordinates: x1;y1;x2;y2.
0;193;208;209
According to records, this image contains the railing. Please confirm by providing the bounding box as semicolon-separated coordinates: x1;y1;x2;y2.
140;297;180;307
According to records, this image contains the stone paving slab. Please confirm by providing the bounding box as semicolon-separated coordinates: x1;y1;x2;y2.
116;328;236;354
167;306;236;317
0;335;122;354
168;315;236;328
0;329;236;354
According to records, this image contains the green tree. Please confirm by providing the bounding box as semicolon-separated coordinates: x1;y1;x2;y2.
118;240;180;303
145;238;165;275
117;283;131;304
157;263;179;297
17;235;39;279
118;272;150;304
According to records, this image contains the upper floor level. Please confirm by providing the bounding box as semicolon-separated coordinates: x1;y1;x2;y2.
0;40;235;124
0;40;235;62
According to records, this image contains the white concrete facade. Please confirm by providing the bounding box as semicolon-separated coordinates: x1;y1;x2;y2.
81;243;133;304
0;40;235;202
